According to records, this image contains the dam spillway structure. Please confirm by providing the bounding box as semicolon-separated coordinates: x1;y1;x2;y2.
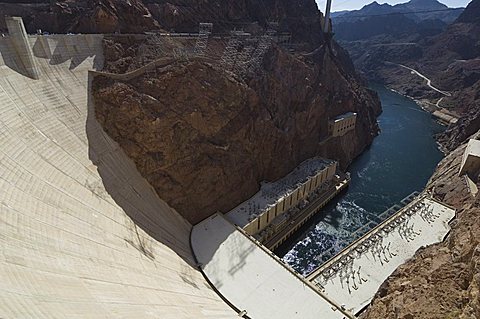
0;16;459;319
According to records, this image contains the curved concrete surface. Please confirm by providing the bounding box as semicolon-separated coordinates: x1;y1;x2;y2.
191;214;351;319
0;34;237;318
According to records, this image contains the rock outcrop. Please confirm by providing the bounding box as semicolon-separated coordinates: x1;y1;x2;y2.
361;133;480;319
0;0;161;34
144;0;325;50
93;37;381;223
1;0;324;51
87;0;381;224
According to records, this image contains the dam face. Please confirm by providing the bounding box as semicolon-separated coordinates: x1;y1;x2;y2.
0;31;237;318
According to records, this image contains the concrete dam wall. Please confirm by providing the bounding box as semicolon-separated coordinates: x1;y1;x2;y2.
0;30;237;318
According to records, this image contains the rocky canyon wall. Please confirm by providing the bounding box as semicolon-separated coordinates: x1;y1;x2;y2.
0;0;161;34
91;4;381;223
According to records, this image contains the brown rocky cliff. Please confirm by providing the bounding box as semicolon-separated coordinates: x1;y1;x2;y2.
70;0;161;33
145;0;325;50
93;43;380;224
423;0;480;152
1;0;324;50
0;0;161;34
361;134;480;319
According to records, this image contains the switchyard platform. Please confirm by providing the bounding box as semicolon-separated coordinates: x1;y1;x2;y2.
191;192;455;318
306;196;456;314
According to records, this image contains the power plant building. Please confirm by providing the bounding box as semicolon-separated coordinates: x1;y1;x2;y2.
329;112;357;137
459;139;480;178
225;158;337;235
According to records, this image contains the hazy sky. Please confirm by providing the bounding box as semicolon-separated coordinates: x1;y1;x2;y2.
315;0;471;12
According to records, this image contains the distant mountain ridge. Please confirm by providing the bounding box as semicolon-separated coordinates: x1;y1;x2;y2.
332;0;464;41
334;0;463;22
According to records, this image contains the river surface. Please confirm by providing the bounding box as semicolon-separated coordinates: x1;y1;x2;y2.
276;84;445;275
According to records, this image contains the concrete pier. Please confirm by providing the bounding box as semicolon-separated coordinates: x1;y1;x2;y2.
306;196;456;314
37;35;52;58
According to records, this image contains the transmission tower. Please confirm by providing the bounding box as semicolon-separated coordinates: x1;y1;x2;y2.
147;34;164;57
194;23;213;56
173;48;189;61
234;44;255;77
245;23;277;75
220;30;246;70
137;33;165;65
